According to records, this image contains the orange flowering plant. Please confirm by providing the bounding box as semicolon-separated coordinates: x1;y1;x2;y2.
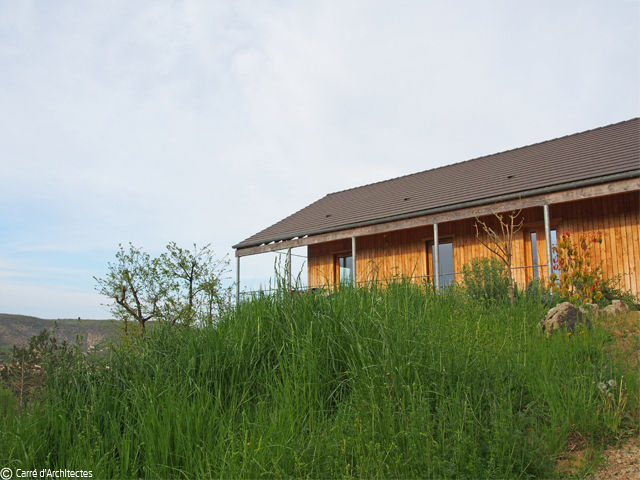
549;231;604;305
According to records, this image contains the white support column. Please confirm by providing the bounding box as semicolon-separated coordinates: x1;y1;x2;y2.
286;248;292;292
543;204;552;281
433;223;440;290
351;236;357;286
236;255;240;305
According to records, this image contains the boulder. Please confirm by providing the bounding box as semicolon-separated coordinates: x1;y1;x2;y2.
602;299;630;316
540;302;591;337
580;303;600;317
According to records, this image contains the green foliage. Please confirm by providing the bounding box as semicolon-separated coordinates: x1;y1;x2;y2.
1;286;637;478
159;242;230;325
95;242;230;331
94;243;165;332
599;275;639;309
462;257;510;303
525;279;562;309
0;329;77;409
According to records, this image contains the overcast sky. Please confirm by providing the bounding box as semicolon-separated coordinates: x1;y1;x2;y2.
1;0;638;318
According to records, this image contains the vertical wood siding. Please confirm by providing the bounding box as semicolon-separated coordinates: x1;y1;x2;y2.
307;191;640;295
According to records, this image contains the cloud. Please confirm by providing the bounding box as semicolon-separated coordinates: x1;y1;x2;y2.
0;0;638;316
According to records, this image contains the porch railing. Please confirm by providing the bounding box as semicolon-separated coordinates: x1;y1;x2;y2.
237;263;555;302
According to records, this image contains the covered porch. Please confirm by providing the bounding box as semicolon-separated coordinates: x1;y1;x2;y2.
234;178;639;301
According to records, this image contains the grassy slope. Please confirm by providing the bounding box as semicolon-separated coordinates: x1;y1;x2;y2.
1;285;638;478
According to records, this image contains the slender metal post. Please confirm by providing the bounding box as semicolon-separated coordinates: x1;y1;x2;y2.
433;223;440;290
543;204;552;281
236;255;240;305
351;236;357;286
286;248;292;292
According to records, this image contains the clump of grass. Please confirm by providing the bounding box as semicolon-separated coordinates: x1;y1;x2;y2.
1;284;637;478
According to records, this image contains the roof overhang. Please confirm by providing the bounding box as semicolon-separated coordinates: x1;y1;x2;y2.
234;171;640;257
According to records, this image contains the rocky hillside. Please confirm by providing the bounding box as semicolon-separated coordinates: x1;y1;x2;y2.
0;313;120;359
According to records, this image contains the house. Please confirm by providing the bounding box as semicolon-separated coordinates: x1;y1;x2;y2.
233;118;640;299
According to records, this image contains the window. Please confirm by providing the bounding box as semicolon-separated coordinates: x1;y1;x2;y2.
427;241;454;288
550;229;559;282
528;229;557;282
530;232;539;280
335;254;353;286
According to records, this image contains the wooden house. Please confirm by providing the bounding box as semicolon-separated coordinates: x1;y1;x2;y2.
233;118;640;298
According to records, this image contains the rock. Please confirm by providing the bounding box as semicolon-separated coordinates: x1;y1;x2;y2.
603;299;630;316
541;302;591;337
580;303;600;317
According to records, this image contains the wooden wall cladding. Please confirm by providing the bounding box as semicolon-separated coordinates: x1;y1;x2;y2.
307;191;640;295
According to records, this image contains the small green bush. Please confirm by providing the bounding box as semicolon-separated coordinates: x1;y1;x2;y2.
599;276;639;309
462;257;510;303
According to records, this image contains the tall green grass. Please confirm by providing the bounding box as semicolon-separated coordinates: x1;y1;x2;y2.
1;283;637;478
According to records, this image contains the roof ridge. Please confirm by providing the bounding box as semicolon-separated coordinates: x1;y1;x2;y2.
326;117;640;197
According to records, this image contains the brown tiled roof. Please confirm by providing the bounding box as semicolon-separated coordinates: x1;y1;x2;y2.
234;118;640;250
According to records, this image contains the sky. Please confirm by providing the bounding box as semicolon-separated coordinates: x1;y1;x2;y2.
0;0;638;319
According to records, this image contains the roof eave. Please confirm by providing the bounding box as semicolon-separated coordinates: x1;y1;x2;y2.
233;169;640;251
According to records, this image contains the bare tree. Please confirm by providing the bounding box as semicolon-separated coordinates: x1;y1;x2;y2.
474;210;523;304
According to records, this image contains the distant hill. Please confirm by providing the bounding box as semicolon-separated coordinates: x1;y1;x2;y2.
0;313;121;359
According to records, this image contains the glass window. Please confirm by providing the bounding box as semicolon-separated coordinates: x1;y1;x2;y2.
550;229;558;283
530;232;539;280
336;255;353;286
530;229;558;282
431;242;454;287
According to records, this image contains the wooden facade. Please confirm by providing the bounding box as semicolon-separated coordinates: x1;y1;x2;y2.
307;191;640;295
